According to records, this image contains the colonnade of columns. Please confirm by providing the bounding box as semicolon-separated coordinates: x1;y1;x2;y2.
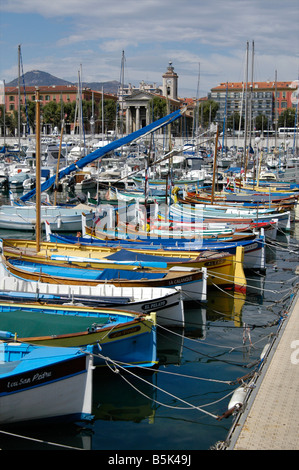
125;105;150;134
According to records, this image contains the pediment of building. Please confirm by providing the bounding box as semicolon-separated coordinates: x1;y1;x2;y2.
124;90;155;103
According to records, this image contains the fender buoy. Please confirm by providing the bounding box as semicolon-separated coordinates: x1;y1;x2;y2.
228;386;247;411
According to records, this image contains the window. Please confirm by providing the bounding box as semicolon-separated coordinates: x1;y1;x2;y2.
9;96;15;101
45;95;50;101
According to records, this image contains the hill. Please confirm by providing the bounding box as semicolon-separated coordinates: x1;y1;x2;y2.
7;70;122;94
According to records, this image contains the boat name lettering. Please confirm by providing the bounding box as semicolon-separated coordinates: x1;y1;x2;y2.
6;371;52;389
142;300;167;311
168;275;193;285
204;259;225;267
244;243;258;252
108;325;141;339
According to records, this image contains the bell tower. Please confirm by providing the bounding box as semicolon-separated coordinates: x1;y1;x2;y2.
162;62;178;100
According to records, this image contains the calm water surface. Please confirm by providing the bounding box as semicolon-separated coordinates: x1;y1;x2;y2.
0;195;298;452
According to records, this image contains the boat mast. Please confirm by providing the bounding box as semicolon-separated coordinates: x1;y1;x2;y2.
18;45;21;158
274;69;278;152
211;125;219;204
35;87;41;252
2;80;5;147
120;50;125;137
243;41;249;181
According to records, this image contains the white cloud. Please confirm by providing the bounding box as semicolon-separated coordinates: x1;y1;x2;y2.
1;0;298;96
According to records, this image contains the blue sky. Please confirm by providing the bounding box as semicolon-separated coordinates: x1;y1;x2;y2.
0;0;298;97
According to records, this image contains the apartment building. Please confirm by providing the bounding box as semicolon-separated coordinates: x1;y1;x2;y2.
209;81;297;127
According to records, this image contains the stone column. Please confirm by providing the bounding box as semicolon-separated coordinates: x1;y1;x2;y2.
136;106;140;131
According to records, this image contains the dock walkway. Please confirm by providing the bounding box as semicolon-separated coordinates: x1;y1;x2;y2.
227;288;299;450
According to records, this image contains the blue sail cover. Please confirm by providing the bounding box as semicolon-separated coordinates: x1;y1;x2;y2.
105;248;191;264
21;108;184;202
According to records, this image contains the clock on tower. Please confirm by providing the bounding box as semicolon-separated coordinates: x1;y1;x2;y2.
162;62;178;101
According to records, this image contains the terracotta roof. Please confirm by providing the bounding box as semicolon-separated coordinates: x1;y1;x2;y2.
5;85;78;93
211;81;296;91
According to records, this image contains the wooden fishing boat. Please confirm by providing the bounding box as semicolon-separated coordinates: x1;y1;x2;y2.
0;302;157;368
48;229;265;272
0;341;93;425
0;203;95;231
1;253;209;300
169;203;291;231
93;221;256;242
182;191;298;210
0;263;185;327
114;187;166;203
1;235;246;291
152;215;277;240
228;178;299;195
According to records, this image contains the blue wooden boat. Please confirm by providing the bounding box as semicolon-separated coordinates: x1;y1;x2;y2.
0;341;93;425
2;254;207;300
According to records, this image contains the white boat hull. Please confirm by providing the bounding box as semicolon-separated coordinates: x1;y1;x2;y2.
0;346;93;425
0;205;95;231
0;265;186;327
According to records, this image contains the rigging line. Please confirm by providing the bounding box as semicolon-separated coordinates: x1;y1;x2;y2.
210;271;293;295
120;370;237;412
159;324;273;366
0;429;85;450
266;235;299;248
265;241;299;254
159;320;250;356
207;278;293;310
101;354;220;419
211;280;293;302
119;369;227;413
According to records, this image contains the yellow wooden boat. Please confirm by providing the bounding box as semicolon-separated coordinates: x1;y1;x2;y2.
1;238;246;291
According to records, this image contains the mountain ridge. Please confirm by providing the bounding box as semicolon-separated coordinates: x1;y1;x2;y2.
7;70;122;94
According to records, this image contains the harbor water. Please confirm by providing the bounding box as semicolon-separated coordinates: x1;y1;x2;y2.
0;194;298;452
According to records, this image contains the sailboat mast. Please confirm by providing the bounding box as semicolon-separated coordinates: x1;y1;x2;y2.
211;125;219;204
102;86;104;136
2;80;5;147
18;45;21;157
35;87;41;252
274;70;278;151
243;41;249;180
120;50;125;136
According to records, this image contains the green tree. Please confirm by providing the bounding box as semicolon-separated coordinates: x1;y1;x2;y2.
254;114;269;132
278;108;296;128
22;100;38;133
42;101;61;130
198;100;219;128
148;97;167;121
227;112;244;131
98;99;117;132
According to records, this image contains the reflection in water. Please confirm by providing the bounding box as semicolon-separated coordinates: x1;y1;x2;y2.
0;198;298;450
92;368;157;424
